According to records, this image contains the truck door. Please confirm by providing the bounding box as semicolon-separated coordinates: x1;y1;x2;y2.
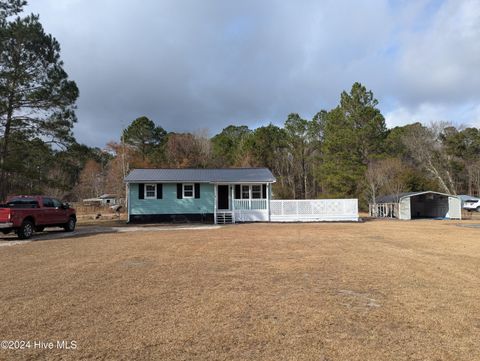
42;198;57;225
52;198;68;224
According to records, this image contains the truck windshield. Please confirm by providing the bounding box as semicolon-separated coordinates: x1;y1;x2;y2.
6;198;39;208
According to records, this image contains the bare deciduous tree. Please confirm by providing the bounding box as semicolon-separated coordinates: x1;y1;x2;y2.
74;160;104;199
402;122;457;194
365;157;407;204
165;131;212;168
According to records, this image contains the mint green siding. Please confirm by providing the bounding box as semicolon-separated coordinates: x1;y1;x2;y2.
129;183;214;215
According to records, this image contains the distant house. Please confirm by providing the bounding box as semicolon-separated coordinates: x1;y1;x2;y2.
83;194;119;206
124;168;276;224
370;191;462;220
98;194;119;205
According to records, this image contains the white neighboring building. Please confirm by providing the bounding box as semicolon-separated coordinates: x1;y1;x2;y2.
83;194;119;206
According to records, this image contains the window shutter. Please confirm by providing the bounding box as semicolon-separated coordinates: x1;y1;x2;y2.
177;183;183;199
157;184;163;199
194;183;200;198
262;184;267;199
235;185;241;199
138;183;144;199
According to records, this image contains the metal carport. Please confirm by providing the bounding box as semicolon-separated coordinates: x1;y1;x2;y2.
370;191;462;220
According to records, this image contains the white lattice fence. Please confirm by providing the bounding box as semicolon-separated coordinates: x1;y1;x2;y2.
270;199;358;222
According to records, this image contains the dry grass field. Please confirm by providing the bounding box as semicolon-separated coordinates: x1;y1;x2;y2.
1;219;480;360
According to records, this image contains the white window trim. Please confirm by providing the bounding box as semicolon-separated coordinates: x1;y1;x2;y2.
183;183;194;198
238;184;266;200
145;183;157;199
251;184;262;199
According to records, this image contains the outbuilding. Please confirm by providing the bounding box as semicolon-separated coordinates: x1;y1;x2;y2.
370;191;462;220
82;194;119;206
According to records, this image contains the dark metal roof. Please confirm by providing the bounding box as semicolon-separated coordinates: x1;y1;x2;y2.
375;191;458;203
124;168;276;183
376;192;417;203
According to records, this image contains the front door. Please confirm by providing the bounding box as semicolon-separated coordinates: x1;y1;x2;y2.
217;185;229;210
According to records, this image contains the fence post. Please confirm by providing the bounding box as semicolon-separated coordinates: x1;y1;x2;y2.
266;184;270;221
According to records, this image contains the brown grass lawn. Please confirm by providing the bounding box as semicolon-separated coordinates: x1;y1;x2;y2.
1;220;480;361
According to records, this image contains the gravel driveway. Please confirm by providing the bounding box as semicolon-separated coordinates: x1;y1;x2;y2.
0;224;222;246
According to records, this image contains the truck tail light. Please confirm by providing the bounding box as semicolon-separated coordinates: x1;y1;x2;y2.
7;212;11;221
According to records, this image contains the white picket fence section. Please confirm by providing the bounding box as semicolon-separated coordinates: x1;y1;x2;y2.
270;199;359;222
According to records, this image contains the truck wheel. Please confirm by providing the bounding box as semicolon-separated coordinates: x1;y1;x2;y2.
35;226;45;232
477;206;480;213
18;220;34;240
64;217;76;232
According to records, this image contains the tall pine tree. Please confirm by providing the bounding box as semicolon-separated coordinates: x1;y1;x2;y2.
318;83;387;198
0;0;79;198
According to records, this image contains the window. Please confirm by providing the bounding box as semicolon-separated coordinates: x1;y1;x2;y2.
7;198;39;208
145;184;156;199
252;185;262;199
183;184;194;198
43;198;54;207
52;199;62;208
241;185;250;199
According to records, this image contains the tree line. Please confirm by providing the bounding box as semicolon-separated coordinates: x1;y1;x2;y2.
1;1;479;208
91;84;478;209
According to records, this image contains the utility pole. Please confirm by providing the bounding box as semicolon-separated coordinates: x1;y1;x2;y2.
121;122;129;214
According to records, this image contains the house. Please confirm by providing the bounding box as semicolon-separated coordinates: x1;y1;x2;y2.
369;191;462;220
98;194;119;205
82;194;119;206
124;168;276;224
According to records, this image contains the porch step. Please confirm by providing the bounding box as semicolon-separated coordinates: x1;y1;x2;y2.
216;212;234;224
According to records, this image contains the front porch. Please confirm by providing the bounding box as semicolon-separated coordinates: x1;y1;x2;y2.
214;184;270;224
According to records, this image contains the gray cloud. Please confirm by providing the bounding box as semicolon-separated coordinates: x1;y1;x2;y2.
25;0;480;147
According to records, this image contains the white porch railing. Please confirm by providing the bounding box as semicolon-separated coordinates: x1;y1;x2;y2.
217;198;359;223
233;199;268;210
232;199;268;222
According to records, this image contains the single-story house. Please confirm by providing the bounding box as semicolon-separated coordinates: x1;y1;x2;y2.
124;168;276;223
370;191;462;220
83;194;119;206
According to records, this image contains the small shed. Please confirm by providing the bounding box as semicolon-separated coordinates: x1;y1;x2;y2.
98;194;118;205
83;194;119;206
370;191;462;220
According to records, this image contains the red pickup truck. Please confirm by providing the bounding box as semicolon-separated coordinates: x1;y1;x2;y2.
0;196;76;239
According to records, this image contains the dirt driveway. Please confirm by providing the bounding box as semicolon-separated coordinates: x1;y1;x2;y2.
0;220;479;360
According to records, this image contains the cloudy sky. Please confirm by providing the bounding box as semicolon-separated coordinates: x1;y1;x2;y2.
26;0;480;147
